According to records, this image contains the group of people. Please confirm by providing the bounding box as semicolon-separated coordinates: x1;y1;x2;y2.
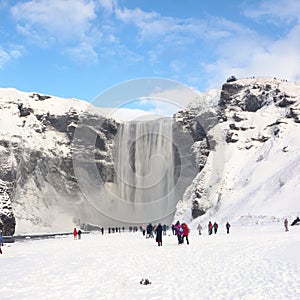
73;228;82;240
196;221;231;235
173;221;190;245
71;216;299;247
147;221;190;246
284;217;300;232
146;223;167;239
108;227;123;234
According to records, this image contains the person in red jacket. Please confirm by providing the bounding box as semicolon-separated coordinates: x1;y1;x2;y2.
181;223;189;245
73;228;78;240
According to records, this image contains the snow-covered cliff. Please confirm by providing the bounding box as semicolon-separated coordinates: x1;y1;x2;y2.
0;89;119;234
1;77;299;234
175;78;300;225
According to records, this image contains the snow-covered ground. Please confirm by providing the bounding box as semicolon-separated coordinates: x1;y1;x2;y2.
0;222;299;299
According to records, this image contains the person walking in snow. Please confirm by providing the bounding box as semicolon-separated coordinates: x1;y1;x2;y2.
197;223;203;235
226;222;231;234
0;230;3;254
182;223;189;245
208;221;213;235
162;224;167;235
146;223;154;239
284;218;289;232
155;223;163;246
213;222;218;234
174;221;183;244
171;224;175;235
73;228;78;240
77;229;82;239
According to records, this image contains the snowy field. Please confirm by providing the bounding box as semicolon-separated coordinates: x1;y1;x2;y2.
0;224;299;300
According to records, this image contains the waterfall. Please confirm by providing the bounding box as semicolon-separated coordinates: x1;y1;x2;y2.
107;118;176;223
73;115;196;225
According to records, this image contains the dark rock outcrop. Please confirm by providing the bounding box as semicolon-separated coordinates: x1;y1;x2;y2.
0;180;16;235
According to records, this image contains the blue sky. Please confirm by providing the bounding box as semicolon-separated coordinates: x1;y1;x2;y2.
0;0;300;106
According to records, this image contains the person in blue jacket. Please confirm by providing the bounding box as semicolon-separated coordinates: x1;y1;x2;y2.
0;230;3;254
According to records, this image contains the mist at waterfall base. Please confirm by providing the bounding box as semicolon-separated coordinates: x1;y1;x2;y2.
73;117;197;227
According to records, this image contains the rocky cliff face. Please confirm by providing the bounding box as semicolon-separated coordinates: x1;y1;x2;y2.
175;78;300;224
0;89;119;233
0;179;15;235
1;78;299;233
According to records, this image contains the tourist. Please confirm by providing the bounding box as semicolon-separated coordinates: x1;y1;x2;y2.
213;222;218;234
171;224;175;235
226;222;231;234
197;223;203;235
208;221;213;235
182;223;189;245
162;224;167;235
146;223;153;238
73;228;78;240
284;218;289;232
174;221;183;244
155;223;163;246
0;230;3;254
291;217;300;226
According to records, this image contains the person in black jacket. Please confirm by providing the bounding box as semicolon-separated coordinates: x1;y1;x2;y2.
291;217;300;226
213;222;218;234
226;222;231;234
155;223;163;246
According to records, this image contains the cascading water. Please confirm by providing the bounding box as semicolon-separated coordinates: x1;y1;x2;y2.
108;118;177;223
73;115;196;226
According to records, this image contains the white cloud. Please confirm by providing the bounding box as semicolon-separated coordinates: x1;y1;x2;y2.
97;0;117;14
10;0;102;64
201;1;300;86
64;42;98;65
0;46;23;69
11;0;96;43
115;7;194;41
0;48;10;69
245;0;300;23
149;86;202;109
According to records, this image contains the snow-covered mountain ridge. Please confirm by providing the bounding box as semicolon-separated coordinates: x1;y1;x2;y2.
175;77;300;226
0;77;299;234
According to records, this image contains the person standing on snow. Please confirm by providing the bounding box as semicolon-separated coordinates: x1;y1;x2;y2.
0;230;3;254
73;228;78;240
146;223;154;238
155;223;163;246
284;218;289;232
162;224;167;235
208;221;213;235
171;224;176;235
174;221;183;244
213;222;218;234
77;229;82;239
182;223;190;245
197;223;203;235
226;222;231;234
